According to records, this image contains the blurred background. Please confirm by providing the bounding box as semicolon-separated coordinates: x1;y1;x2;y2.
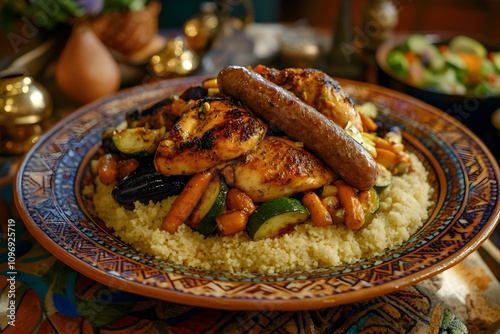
3;0;500;71
160;0;500;37
2;0;499;152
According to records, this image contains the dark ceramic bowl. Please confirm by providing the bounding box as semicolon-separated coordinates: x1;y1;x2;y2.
375;33;500;137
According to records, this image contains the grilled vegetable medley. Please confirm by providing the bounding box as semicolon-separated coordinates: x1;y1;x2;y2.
90;65;413;240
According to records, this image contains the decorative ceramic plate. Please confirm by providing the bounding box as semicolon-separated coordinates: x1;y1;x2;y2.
15;76;500;311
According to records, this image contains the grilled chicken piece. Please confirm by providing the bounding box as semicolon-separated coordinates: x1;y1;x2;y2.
255;65;363;131
221;136;337;202
131;98;190;129
154;97;267;176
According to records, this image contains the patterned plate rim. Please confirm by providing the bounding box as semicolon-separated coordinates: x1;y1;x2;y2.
14;76;500;311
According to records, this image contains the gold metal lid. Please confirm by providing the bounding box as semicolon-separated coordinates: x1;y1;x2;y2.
0;69;52;126
149;37;200;78
0;69;52;155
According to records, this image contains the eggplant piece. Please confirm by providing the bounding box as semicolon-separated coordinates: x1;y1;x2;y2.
375;122;402;138
266;124;286;137
112;160;192;209
100;135;120;154
126;95;177;124
179;85;208;101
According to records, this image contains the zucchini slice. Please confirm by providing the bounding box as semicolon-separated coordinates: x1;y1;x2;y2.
186;174;228;236
112;127;166;156
359;187;380;219
247;198;309;240
374;164;392;190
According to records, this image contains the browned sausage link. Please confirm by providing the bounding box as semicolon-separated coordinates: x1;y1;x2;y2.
217;66;378;191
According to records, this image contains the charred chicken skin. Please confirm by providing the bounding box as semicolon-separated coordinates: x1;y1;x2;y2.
221;136;336;202
154;97;267;176
254;65;364;131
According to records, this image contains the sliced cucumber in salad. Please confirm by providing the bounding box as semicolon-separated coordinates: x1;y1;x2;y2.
449;35;487;58
386;49;409;78
490;52;500;73
405;34;429;54
386;34;500;96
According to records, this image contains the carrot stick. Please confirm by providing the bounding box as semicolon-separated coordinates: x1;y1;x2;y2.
302;191;333;227
226;188;256;215
216;210;248;236
118;158;140;180
457;52;481;72
97;153;119;185
373;136;393;151
374;148;398;169
161;170;213;234
335;180;365;230
252;64;266;74
439;45;449;55
359;113;378;132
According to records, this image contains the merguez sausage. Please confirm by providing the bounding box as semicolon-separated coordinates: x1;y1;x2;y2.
217;66;379;191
